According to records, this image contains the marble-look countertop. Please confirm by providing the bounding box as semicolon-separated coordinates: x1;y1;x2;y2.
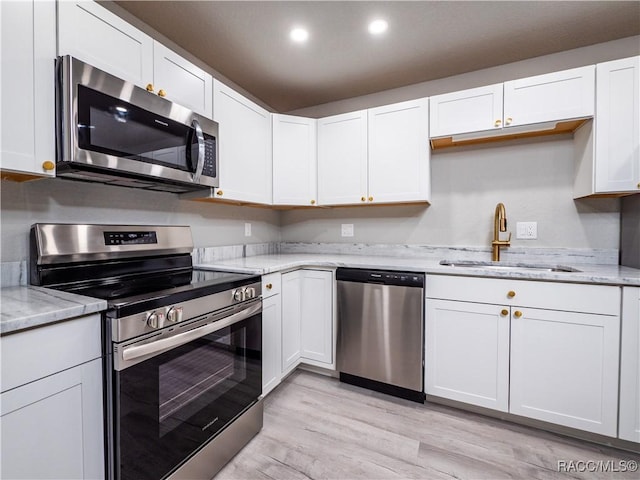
196;253;640;286
1;286;107;336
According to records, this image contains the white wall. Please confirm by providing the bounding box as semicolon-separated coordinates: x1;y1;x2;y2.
0;179;281;262
280;37;639;250
281;136;620;249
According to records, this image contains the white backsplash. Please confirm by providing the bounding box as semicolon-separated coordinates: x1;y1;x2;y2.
3;242;619;288
192;242;281;264
279;242;619;265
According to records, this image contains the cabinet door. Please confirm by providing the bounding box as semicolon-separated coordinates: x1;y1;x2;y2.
153;42;213;118
1;0;56;177
620;287;640;443
510;307;619;436
504;65;595;127
300;270;333;365
1;359;105;479
317;110;368;205
425;299;510;411
213;79;272;204
429;84;503;137
281;270;302;373
368;98;430;204
262;294;282;396
595;56;640;194
58;0;153;88
272;115;318;206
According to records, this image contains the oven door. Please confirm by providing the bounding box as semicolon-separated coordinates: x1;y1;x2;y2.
112;300;261;480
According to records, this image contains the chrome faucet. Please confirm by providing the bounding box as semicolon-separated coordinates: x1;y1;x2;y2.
492;202;511;262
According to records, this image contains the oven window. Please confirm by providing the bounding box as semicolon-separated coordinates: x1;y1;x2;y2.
114;313;261;480
158;328;246;437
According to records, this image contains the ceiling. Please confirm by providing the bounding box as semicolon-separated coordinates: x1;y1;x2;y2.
114;1;640;112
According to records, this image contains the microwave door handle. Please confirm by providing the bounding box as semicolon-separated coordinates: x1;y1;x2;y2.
191;118;205;183
121;300;261;363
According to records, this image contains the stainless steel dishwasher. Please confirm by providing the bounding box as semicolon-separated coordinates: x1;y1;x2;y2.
336;268;425;402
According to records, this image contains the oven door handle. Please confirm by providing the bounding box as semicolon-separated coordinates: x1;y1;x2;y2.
122;301;261;363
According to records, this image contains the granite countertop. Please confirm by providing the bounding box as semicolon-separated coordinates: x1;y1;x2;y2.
196;253;640;286
0;286;107;336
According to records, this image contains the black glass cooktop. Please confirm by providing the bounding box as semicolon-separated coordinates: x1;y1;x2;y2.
56;268;259;317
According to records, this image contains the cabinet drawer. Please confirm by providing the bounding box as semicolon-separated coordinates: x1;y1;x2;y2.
262;272;281;298
426;275;619;315
1;314;102;393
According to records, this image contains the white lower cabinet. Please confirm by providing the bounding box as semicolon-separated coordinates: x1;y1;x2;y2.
299;270;334;365
282;269;334;374
0;314;105;479
619;287;640;443
425;299;510;412
425;275;621;437
281;270;303;374
510;307;620;436
262;288;282;396
1;359;104;479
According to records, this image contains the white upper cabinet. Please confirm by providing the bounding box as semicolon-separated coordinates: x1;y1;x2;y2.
272;114;317;206
213;79;272;204
153;42;212;118
1;0;56;178
430;66;595;146
594;56;640;195
368;98;430;203
58;0;154;88
430;84;504;137
317;111;368;206
58;1;212;118
318;100;430;206
574;56;640;198
503;65;595;127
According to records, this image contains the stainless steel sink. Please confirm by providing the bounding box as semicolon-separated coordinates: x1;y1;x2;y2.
438;260;580;273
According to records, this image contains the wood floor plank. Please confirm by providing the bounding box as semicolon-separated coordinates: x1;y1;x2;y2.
216;371;640;480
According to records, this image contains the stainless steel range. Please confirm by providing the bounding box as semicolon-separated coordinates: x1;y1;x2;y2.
30;224;263;480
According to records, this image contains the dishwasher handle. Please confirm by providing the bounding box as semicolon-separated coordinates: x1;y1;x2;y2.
336;268;424;288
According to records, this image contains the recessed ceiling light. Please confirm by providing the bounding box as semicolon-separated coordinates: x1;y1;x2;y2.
368;19;388;35
290;27;309;43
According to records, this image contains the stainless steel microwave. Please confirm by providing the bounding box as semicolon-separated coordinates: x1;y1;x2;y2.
56;56;218;193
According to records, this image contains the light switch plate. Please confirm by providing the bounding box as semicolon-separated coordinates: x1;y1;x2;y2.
244;223;252;237
516;222;537;239
341;224;354;237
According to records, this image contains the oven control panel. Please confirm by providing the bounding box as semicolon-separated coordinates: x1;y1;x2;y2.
112;281;262;341
104;231;158;246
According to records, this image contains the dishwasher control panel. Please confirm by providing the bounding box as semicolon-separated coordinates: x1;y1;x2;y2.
336;268;424;287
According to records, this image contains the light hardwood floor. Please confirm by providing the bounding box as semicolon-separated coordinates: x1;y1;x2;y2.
217;371;640;480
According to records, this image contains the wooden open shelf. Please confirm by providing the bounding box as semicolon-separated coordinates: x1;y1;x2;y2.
430;119;589;150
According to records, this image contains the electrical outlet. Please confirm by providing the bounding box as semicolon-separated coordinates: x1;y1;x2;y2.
516;222;537;239
244;223;252;237
341;224;354;237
